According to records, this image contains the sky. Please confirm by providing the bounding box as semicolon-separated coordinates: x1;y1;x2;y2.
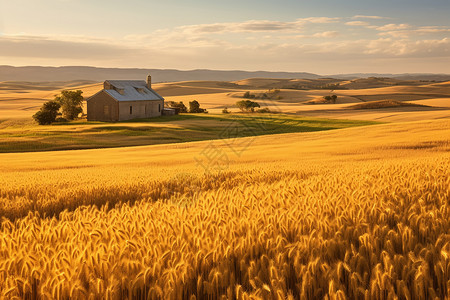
0;0;449;74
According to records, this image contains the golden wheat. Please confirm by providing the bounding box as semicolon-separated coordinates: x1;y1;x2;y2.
0;120;449;299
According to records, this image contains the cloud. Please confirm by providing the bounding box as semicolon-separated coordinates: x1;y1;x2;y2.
0;35;140;59
177;17;340;34
416;26;450;34
300;17;340;24
352;15;387;20
345;21;370;27
377;31;411;38
378;26;450;38
1;17;449;73
365;37;450;57
181;20;297;34
376;23;411;31
312;31;340;38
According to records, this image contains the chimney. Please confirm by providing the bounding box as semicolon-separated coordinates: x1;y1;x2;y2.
146;75;152;89
104;81;112;89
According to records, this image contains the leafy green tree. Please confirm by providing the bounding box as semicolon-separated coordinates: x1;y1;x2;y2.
236;100;260;112
55;90;83;120
189;100;206;113
33;100;61;125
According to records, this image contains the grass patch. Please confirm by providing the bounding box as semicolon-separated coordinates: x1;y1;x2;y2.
0;113;379;153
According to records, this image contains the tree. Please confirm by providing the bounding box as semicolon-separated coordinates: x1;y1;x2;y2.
323;95;338;104
331;95;337;104
323;96;332;103
33;100;61;125
236;100;260;112
55;90;83;120
189;100;206;113
243;91;255;99
165;101;187;113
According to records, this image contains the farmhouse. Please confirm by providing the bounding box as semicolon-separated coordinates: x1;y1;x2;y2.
87;75;164;121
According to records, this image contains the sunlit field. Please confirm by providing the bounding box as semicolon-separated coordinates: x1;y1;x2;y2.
3;0;450;297
0;119;449;298
0;114;376;153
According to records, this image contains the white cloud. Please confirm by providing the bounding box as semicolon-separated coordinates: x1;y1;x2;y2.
378;25;450;38
365;37;450;57
312;31;340;38
416;26;450;34
345;21;370;27
376;23;411;31
352;15;387;20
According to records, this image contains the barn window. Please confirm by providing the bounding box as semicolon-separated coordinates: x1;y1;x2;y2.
158;103;161;112
130;106;133;114
145;104;147;115
103;105;109;115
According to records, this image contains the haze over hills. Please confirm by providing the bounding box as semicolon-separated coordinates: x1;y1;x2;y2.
1;66;450;82
0;66;320;82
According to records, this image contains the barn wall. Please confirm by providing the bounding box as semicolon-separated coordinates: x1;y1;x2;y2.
86;91;119;122
118;100;163;121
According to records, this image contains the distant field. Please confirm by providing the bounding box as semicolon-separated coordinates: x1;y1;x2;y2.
0;113;377;153
1;78;450;121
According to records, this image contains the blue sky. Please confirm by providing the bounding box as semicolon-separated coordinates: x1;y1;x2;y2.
1;0;449;74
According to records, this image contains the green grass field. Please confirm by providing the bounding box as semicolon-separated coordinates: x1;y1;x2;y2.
0;113;379;153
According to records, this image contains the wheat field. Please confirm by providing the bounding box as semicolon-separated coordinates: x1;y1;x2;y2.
0;119;449;299
2;79;450;122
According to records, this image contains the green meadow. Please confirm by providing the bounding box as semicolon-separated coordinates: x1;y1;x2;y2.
0;113;378;153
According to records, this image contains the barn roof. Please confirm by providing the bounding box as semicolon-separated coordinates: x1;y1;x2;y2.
103;80;164;102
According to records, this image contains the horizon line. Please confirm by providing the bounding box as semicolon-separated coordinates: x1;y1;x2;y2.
1;65;450;77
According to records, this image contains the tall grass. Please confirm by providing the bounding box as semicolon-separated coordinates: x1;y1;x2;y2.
0;156;448;299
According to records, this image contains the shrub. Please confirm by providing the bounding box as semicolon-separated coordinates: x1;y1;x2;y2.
222;107;230;114
33;100;61;125
189;100;206;113
55;117;68;123
165;101;187;113
257;108;271;113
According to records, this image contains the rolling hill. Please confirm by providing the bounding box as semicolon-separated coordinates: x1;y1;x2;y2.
1;65;450;82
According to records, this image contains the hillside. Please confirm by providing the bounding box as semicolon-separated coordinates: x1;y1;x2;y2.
0;66;319;82
1;65;450;82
